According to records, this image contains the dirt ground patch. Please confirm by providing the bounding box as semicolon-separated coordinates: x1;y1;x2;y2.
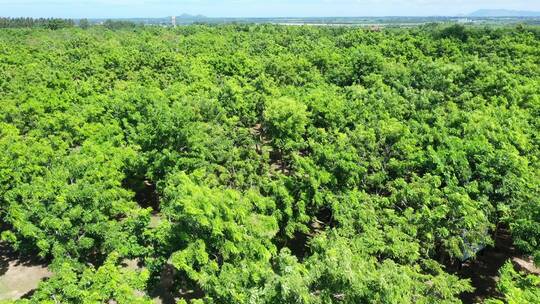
512;256;540;275
0;244;51;301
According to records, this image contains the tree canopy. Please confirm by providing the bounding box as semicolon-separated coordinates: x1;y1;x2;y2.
0;23;539;303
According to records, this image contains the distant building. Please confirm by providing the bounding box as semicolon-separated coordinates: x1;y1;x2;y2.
171;16;176;27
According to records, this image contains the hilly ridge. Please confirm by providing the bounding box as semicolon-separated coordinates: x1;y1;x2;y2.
469;9;540;17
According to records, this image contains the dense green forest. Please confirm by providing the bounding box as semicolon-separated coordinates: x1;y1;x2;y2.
0;24;539;303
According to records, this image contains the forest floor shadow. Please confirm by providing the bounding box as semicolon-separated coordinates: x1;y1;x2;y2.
149;263;204;304
456;228;516;304
0;243;51;301
123;177;160;211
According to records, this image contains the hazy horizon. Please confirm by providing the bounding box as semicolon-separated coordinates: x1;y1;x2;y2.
1;0;540;19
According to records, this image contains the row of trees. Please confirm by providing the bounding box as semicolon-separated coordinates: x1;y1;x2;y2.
0;17;75;29
0;18;144;30
0;24;539;303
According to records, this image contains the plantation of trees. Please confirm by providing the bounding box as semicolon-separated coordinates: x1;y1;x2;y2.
0;23;539;303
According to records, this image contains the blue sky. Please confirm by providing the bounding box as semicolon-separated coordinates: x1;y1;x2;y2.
1;0;540;18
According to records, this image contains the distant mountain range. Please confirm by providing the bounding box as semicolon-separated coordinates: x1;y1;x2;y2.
468;9;540;17
86;11;540;26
